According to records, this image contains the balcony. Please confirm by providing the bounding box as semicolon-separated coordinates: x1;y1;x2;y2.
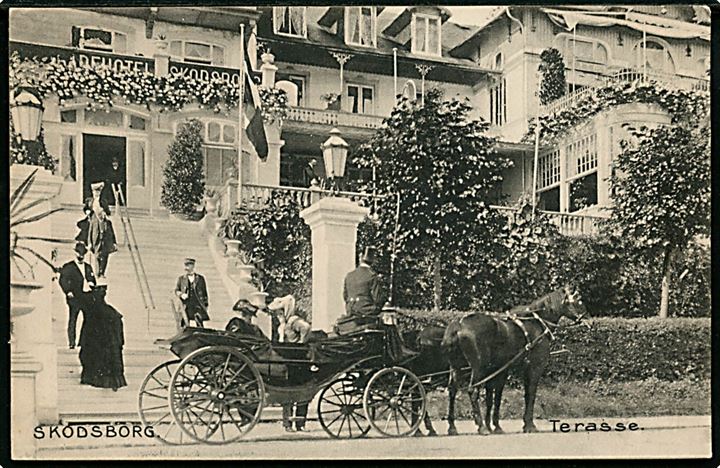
491;205;608;237
286;107;385;130
540;68;710;116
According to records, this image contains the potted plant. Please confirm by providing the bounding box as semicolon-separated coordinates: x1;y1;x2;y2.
248;271;269;308
321;92;341;111
259;86;289;132
220;211;253;257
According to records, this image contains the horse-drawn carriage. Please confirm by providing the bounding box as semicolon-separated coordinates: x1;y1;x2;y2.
138;311;430;444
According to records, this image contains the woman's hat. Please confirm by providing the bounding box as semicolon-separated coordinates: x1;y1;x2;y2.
90;181;105;191
233;299;258;316
74;242;88;255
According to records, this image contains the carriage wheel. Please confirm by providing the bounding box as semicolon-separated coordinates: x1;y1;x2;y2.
318;376;371;439
138;360;188;445
168;346;265;444
363;367;426;437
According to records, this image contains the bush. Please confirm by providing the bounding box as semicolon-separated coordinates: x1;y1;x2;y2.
399;309;710;384
161;119;205;215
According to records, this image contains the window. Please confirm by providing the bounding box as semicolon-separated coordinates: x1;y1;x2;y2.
203;147;238;186
345;7;376;47
169;40;225;66
129;115;147;131
60;135;77;182
204;121;236;145
347;84;374;114
562;35;608;65
566;133;598;212
72;27;127;53
635;39;675;74
411;14;441;56
494;53;503;70
538;149;560;190
277;73;306;106
128;140;146;187
539;187;560;212
60;110;77;123
489;78;507;125
273;7;307;37
85;109;123;127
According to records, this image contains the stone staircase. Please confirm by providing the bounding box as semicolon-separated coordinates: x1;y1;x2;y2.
50;207;235;422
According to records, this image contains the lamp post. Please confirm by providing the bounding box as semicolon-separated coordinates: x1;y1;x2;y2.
321;128;349;192
10;87;44;142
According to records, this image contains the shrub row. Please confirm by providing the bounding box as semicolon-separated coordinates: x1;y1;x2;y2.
398;310;710;383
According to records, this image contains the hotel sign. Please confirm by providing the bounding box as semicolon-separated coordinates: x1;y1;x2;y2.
10;41;244;86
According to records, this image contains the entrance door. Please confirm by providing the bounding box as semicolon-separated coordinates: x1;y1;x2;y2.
83;134;126;204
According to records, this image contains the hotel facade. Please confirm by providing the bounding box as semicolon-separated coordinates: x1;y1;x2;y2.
9;6;710;222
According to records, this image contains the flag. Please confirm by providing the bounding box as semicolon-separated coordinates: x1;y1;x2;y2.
240;35;268;161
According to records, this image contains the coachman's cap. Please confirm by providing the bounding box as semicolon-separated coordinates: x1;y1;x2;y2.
74;242;88;255
183;258;196;265
90;181;105;191
233;299;258;316
361;246;377;264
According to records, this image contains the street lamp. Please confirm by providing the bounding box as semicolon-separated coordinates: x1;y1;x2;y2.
321;128;349;191
10;87;44;142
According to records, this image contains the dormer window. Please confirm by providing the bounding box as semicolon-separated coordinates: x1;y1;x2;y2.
169;40;225;66
411;14;441;56
273;7;307;38
345;7;376;47
72;26;127;53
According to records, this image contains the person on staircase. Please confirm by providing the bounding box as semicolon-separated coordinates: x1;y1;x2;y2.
88;208;117;279
84;181;111;218
75;206;92;246
58;242;96;349
175;258;210;328
105;156;125;207
79;280;127;391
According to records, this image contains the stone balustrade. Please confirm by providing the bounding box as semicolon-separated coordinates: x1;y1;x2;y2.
491;204;608;237
286;107;385;129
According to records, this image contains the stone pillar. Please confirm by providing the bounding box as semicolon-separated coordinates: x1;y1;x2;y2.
260;52;278;88
154;39;170;76
10;164;63;457
594;115;612;208
558;146;569;212
257;122;284;186
300;198;369;332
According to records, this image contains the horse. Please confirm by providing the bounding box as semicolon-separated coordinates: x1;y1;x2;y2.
441;285;588;435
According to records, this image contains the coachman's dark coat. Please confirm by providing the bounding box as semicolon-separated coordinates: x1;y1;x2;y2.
343;265;386;316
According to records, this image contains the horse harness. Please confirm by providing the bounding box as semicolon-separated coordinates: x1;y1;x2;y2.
467;308;555;390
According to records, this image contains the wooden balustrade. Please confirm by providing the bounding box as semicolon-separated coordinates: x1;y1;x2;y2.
286;107;385;129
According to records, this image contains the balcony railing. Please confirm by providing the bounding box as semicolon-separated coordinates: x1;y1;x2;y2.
540;68;710;116
491;205;608;237
286;107;385;129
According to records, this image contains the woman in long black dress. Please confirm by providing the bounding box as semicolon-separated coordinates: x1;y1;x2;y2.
79;282;127;391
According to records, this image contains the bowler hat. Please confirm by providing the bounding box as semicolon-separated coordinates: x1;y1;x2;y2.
361;246;377;265
233;299;258;316
74;242;88;255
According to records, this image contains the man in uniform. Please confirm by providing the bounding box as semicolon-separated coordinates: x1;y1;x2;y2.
175;258;210;328
343;246;386;317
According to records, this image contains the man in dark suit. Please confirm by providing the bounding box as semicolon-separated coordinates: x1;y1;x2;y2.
175;258;210;328
88;209;117;278
75;206;92;245
59;242;97;349
343;246;387;317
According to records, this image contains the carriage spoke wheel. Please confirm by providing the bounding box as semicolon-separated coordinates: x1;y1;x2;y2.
138;360;187;445
168;346;265;444
318;377;371;439
363;367;426;437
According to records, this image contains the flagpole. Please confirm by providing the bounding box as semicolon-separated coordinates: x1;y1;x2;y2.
237;22;246;207
393;47;398;103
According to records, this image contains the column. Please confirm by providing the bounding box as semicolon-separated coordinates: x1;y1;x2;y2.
558;145;569;212
595;116;612;208
300;197;369;332
153;39;170;76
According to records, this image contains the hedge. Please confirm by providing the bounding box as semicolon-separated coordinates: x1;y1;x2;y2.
397;310;710;383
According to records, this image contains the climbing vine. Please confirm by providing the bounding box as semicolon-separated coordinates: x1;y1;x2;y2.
538;48;567;105
524;80;709;145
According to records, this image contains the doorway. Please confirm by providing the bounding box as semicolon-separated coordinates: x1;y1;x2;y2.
83;134;126;204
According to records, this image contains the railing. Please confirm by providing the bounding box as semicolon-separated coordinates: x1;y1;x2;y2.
540;68;710;116
240;183;385;212
491;205;608;237
286;107;385;129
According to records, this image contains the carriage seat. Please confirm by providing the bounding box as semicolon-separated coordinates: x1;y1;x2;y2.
333;314;378;336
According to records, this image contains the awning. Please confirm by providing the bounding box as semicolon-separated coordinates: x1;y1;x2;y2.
543;8;710;41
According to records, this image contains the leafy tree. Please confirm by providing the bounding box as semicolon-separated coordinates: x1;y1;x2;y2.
538;48;567;105
353;89;511;311
609;122;710;318
161;119;205;216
